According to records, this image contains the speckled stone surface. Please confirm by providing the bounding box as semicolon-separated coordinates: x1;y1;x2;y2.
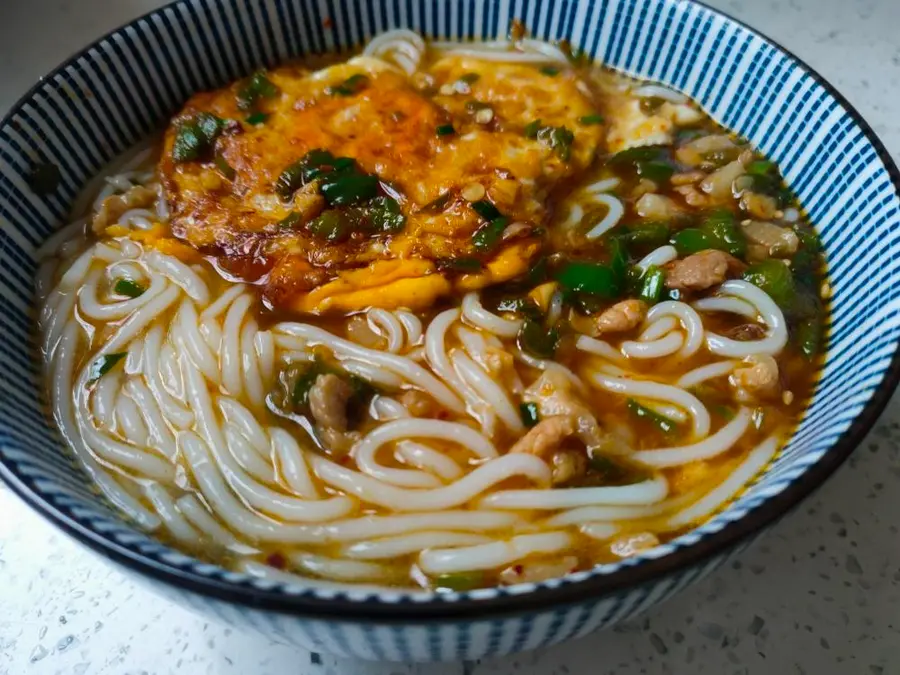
2;0;900;673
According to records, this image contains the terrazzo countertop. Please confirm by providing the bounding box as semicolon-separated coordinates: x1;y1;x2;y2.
2;0;900;673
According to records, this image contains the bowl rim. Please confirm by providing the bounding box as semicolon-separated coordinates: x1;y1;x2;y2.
2;0;899;622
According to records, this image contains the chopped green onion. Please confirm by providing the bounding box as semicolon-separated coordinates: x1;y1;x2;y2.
89;353;127;382
471;200;502;221
435;257;483;273
172;112;225;163
236;70;279;110
583;453;641;486
291;366;321;409
436;124;455;137
627;398;679;435
540;66;560;76
245;111;268;125
459;73;480;84
423;191;453;213
578;114;604;125
637;160;674;182
795;316;823;360
556;262;622;299
523;119;542;139
326;73;369;96
275;149;346;198
743;260;795;308
214;151;236;180
308;211;350;242
113;279;145;298
434;571;483;592
26;162;61;196
609;145;667;165
517;319;559;359
520;402;540;427
367;196;406;233
537;125;575;161
472;217;508;252
638;266;665;305
710;404;737;421
320;172;379;206
278;211;303;229
608;145;675;182
746;159;775;176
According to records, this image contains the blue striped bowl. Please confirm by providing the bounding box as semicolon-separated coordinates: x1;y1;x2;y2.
1;0;898;662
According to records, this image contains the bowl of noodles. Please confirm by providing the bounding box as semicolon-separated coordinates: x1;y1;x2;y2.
2;0;899;662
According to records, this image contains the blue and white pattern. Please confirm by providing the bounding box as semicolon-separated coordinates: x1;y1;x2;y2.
1;0;898;661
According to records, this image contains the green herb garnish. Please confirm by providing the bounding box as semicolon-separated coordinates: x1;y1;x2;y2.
367;196;406;233
436;124;456;137
471;200;501;221
578;114;604;125
524;119;542;139
236;71;279;110
308;210;350;243
472;217;508;252
540;66;560;76
434;571;484;592
245;111;268;125
326;73;369;96
214;151;236;180
172;112;225;163
89;353;127;382
436;257;483;273
627;399;679;435
113;279;145;298
520;402;540;427
517;319;559;359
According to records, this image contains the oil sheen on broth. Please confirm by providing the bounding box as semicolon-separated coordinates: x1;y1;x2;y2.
37;29;826;592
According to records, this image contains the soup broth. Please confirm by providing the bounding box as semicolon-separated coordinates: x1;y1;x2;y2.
37;29;826;591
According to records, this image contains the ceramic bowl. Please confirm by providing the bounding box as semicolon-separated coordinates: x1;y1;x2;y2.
2;0;899;662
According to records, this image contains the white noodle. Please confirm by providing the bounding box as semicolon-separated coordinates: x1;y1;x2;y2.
590;373;711;439
704;281;788;357
676;361;738;388
636;245;678;272
311;452;551;512
419;532;573;575
478;476;668;510
666;436;778;528
288;552;396;582
461;292;522;338
145;484;199;544
632;408;751;467
585;194;625;240
343;531;492;560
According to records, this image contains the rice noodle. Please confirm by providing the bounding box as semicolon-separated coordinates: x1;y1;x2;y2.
666;436;778;528
631;408;752;467
418;532;573;575
589;373;711;439
703;281;788;357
